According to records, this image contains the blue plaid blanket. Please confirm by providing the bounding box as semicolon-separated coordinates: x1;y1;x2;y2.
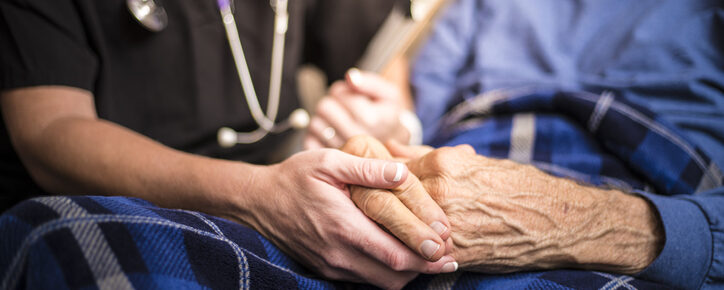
2;89;720;289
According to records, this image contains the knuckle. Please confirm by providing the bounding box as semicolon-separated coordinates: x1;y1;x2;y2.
457;144;476;155
436;146;458;158
342;135;372;156
328;80;348;95
323;249;348;270
316;97;334;113
385;251;407;271
359;190;394;221
430;147;468;172
428;149;451;169
423;177;450;202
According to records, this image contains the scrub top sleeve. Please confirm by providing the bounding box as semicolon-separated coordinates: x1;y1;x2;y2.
635;188;724;289
0;0;98;92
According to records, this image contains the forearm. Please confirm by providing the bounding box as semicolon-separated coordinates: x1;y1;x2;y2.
1;86;264;217
451;184;663;274
569;188;663;274
13;115;257;217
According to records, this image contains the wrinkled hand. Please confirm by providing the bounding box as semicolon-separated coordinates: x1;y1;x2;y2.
341;136;455;264
234;149;456;289
396;144;664;274
304;69;410;149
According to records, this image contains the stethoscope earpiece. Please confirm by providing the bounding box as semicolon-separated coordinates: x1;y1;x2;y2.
127;0;168;32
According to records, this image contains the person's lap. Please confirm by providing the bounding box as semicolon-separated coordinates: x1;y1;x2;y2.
0;195;670;289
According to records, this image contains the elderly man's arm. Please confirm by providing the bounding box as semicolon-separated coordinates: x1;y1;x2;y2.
397;143;723;290
400;145;664;273
347;139;663;271
345;136;723;289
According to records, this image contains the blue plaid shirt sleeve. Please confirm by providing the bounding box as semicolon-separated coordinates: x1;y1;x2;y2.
636;189;724;289
411;0;478;143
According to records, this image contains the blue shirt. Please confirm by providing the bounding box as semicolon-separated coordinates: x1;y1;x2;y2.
412;0;724;288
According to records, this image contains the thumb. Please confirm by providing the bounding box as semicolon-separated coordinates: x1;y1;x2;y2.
321;150;408;189
346;68;401;101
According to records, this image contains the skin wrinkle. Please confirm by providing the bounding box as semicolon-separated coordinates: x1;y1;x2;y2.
341;135;454;263
360;189;396;222
455;193;640;262
436;154;661;272
341;136;662;275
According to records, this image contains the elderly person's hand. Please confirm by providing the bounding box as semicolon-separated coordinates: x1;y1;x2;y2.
386;142;665;274
340;136;455;265
305;69;413;149
344;136;665;275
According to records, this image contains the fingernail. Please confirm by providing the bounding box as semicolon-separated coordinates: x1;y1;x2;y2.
383;162;405;183
441;262;458;273
347;68;362;86
429;221;448;236
420;240;440;259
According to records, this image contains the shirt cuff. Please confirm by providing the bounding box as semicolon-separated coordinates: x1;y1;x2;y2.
399;109;423;146
634;191;712;289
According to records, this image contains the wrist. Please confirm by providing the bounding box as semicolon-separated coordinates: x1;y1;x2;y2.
192;159;267;227
572;188;664;273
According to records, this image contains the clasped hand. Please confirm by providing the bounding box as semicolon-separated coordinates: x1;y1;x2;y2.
341;136;663;275
304;69;411;149
236;148;457;290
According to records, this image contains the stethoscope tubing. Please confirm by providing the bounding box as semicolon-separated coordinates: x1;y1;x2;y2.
218;0;283;132
128;0;307;146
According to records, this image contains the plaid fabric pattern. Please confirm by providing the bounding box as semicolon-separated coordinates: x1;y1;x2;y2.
433;89;723;195
0;196;673;290
2;89;717;289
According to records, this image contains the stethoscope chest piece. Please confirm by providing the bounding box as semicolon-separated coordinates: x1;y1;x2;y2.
127;0;168;32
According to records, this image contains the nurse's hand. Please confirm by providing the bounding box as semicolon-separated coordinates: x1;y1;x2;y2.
304;69;412;149
230;148;457;289
341;136;455;263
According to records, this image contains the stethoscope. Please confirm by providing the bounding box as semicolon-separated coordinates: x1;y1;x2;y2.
127;0;310;148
